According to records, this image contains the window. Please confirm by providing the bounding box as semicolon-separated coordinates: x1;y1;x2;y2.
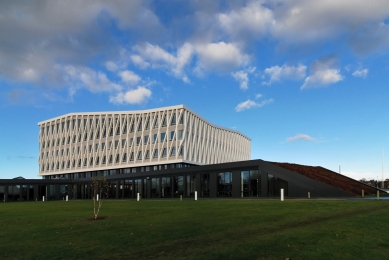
178;130;183;140
109;127;113;136
83;158;87;167
217;172;232;197
138;119;142;131
115;154;120;163
178;146;184;156
95;144;99;151
171;113;176;125
170;147;176;157
130;152;134;161
66;148;69;156
89;145;92;153
108;141;112;150
123;123;127;134
145;150;150;159
136;136;141;146
170;131;175;141
160;132;166;142
89;132;93;140
116;125;120;135
95;131;100;139
153;134;158;144
129;138;133;147
144;135;149;145
102;156;106;164
101;142;105;151
153;116;158;129
90;157;93;166
55;150;59;157
162;115;167;127
115;140;119;149
122;139;126;148
122;153;127;162
96;157;100;165
61;149;64;156
145;118;150;130
137;151;142;160
109;155;113;163
77;147;80;154
162;148;167;158
153;149;158;158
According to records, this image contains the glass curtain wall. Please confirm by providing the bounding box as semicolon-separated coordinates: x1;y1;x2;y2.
151;178;160;198
200;174;210;197
134;179;142;198
217;172;232;197
123;180;132;198
186;175;196;197
161;177;171;198
173;176;184;197
241;170;260;197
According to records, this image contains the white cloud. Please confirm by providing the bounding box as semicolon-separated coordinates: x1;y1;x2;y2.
286;134;317;142
194;42;249;73
263;64;306;85
119;70;141;85
232;67;256;90
218;2;273;40
301;57;343;89
105;61;119;72
109;86;152;104
255;93;262;99
352;68;369;78
235;98;273;112
133;42;193;82
63;65;122;93
130;55;150;69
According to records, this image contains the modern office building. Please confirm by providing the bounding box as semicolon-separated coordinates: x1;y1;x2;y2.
37;105;251;179
0;105;383;202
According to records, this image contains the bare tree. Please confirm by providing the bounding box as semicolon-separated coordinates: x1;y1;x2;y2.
91;175;108;220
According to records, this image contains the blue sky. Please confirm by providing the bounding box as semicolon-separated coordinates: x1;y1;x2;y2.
1;0;389;180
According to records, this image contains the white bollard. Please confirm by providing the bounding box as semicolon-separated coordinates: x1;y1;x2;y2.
97;194;99;201
195;191;197;201
280;189;284;201
66;195;68;201
42;196;45;202
137;193;140;201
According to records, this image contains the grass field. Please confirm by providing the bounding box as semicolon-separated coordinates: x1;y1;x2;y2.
1;198;388;259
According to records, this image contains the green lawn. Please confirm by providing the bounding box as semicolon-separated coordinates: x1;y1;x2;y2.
0;198;388;259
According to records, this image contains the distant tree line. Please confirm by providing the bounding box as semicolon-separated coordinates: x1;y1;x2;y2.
359;178;389;188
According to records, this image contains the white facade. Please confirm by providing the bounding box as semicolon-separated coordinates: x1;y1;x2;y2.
38;105;251;177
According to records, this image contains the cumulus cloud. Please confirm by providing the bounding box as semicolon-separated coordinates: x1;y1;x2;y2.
286;134;317;142
263;64;306;85
194;42;250;73
235;98;273;112
218;1;273;40
232;67;256;90
132;42;193;82
109;86;152;104
301;57;343;89
352;68;369;78
63;66;122;94
119;70;141;85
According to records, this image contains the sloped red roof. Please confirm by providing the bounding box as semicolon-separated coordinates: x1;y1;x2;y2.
272;162;379;196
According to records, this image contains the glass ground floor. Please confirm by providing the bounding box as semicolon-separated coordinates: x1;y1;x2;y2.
0;170;288;201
